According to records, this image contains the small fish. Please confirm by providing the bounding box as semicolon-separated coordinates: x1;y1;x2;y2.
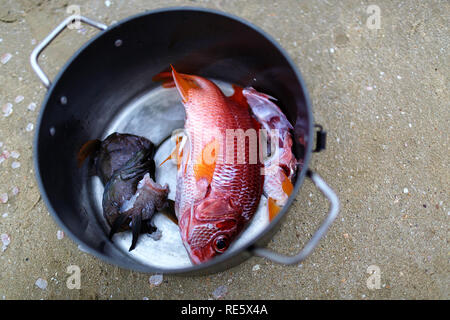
78;133;170;250
78;132;155;183
103;150;169;251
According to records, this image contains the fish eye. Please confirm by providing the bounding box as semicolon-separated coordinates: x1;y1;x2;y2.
213;236;229;253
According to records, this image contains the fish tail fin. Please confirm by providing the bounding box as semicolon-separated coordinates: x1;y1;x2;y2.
171;65;199;103
77;139;101;168
152;71;176;88
154;66;200;100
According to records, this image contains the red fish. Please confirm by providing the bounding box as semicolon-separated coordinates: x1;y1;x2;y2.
157;67;264;264
156;67;297;264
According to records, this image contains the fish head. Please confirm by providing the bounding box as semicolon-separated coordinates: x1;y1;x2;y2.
179;197;242;264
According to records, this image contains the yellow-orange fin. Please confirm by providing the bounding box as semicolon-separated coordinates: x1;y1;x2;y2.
152;71;172;81
152;71;176;88
159;153;173;167
268;197;281;222
281;172;294;196
171;65;198;103
193;139;218;183
162;81;176;88
159;136;184;169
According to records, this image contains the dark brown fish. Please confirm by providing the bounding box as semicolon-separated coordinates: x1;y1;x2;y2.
96;133;155;184
102;149;169;251
78;133;171;251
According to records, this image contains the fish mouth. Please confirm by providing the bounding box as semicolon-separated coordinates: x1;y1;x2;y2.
186;246;215;265
189;250;204;265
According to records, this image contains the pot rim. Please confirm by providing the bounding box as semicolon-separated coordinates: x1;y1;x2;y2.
33;6;314;274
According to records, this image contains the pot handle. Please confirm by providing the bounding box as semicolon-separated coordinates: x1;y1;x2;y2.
30;15;107;89
250;170;339;265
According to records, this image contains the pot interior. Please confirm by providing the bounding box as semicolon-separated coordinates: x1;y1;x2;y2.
35;8;312;273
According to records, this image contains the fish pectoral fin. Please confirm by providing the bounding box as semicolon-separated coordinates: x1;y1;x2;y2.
119;168;143;181
263;169;293;213
193;162;215;183
193;139;218;183
118;149;152;180
268;197;281;222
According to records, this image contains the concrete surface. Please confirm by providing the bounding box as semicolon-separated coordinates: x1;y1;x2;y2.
0;0;448;299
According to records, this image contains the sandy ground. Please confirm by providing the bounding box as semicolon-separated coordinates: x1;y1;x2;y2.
0;0;448;299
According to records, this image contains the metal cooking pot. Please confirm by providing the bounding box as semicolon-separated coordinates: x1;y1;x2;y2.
30;7;339;275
